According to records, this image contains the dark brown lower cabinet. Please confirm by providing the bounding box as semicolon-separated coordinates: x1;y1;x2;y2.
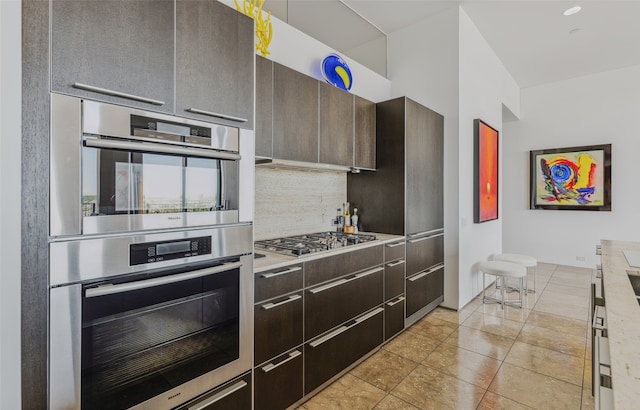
406;265;444;317
384;296;405;341
384;259;405;301
305;266;383;340
254;291;303;365
254;349;304;410
405;231;444;277
304;307;384;394
176;372;252;410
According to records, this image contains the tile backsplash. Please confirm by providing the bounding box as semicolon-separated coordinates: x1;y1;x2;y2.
254;167;346;240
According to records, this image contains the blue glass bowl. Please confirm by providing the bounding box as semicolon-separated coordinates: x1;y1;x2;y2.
321;54;353;92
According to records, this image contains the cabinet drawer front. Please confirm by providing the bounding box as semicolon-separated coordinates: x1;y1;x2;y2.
406;265;444;317
305;267;383;340
384;241;405;262
385;296;405;341
254;264;303;303
177;372;252;410
406;232;444;277
254;292;303;365
305;245;383;287
255;349;303;410
305;307;384;394
385;259;405;301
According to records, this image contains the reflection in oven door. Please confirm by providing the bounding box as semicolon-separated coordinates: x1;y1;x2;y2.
81;264;240;409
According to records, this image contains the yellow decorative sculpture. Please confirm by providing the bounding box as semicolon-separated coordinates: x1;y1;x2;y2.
234;0;273;57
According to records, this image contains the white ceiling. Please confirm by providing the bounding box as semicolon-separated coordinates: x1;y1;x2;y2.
273;0;640;88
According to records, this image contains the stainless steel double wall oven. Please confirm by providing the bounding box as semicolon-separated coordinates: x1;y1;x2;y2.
49;94;254;409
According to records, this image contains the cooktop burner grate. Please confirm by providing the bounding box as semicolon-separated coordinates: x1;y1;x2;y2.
255;232;377;257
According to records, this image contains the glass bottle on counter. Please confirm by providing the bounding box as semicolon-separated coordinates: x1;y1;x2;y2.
352;208;359;233
343;202;351;227
336;208;344;232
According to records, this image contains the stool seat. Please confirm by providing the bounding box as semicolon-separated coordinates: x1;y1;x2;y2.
494;253;537;267
479;261;526;278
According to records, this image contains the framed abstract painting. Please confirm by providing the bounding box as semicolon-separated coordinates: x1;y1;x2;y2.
474;119;499;223
530;144;611;211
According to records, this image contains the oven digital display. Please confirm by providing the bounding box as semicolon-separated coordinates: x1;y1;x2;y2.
156;240;191;256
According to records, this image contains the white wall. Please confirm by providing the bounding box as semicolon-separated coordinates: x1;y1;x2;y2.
387;7;460;309
0;0;22;408
503;65;640;268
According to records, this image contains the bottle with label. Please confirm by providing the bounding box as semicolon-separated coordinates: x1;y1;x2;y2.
336;208;343;232
343;202;351;227
352;208;359;233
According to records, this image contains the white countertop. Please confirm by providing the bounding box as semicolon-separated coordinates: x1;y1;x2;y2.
253;232;405;273
600;240;640;408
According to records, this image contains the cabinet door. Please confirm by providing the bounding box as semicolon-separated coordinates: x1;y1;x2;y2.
305;307;383;394
319;83;354;166
254;291;303;365
406;265;444;318
254;264;303;303
385;296;405;341
176;0;254;129
255;349;303;410
385;259;405;301
406;231;444;276
273;63;319;162
405;99;444;234
51;0;174;113
354;96;376;169
255;55;273;158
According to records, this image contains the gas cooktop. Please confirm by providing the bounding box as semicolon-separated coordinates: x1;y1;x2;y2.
255;232;377;257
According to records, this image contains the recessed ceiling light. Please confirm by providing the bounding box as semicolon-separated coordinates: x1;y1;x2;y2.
563;6;582;16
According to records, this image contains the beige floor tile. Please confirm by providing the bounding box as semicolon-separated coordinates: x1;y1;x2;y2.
517;324;586;358
407;315;458;341
525;310;588;337
533;297;590;321
350;349;417;392
544;282;591;298
461;311;524;339
488;363;582;409
373;395;419;410
475;302;531;323
423;342;501;389
477;391;534;409
443;326;515;360
382;327;440;363
504;341;584;386
581;389;595;410
303;373;386;410
390;364;486;409
426;306;473;325
549;274;591;289
554;265;594;276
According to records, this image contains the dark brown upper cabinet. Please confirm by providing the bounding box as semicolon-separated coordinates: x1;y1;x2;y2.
51;0;175;113
176;0;254;129
255;55;274;158
354;96;376;170
319;82;354;167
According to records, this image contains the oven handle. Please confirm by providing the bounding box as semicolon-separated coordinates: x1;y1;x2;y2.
85;261;243;298
84;136;241;161
188;380;248;410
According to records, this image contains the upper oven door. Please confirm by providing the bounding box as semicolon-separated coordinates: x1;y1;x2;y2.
51;94;242;237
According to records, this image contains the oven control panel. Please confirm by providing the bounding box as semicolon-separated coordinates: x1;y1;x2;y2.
130;236;212;266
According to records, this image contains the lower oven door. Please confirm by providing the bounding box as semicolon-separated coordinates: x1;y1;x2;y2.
50;255;252;410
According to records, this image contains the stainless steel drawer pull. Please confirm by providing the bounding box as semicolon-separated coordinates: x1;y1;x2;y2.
261;350;302;373
261;266;302;279
309;266;383;294
73;82;165;106
408;263;445;282
386;260;405;268
355;307;384;324
309;307;384;348
84;137;241;161
408;228;444;238
408;232;444;243
185;107;248;123
86;261;243;298
387;296;405;307
596;245;602;255
188;380;248;410
261;294;302;310
386;242;404;248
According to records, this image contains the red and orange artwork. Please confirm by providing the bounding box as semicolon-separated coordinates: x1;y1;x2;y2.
474;120;499;223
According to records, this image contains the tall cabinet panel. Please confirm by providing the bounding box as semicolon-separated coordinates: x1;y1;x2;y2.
51;0;174;113
176;0;254;129
348;96;444;326
354;96;377;170
273;63;319;163
255;56;273;158
319;82;354;167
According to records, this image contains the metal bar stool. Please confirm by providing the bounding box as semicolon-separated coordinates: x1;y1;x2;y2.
493;253;538;293
480;260;527;308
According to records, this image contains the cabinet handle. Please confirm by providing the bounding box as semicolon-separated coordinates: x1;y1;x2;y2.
308;266;383;294
386;242;404;248
260;294;302;310
261;350;302;373
387;296;405;307
309;307;384;348
84;137;241;161
188;380;248;410
386;260;405;268
596;245;602;255
185;107;248;123
408;232;444;243
408;228;444;239
72;82;165;106
260;266;302;279
407;263;444;282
